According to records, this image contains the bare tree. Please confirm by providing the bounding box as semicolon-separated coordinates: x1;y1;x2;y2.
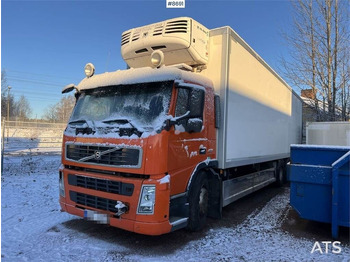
281;0;321;118
1;69;7;90
43;104;58;122
14;95;32;121
281;0;350;121
1;69;16;120
2;69;33;121
43;96;75;123
339;48;350;120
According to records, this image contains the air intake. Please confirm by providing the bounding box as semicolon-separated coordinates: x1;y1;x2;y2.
153;25;163;36
132;32;140;42
164;20;188;34
121;31;131;46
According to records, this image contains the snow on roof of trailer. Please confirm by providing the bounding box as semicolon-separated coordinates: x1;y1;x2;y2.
76;67;212;91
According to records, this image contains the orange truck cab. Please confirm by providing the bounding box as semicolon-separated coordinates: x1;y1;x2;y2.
59;17;302;235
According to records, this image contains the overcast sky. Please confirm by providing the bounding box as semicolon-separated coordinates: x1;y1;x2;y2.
2;0;293;118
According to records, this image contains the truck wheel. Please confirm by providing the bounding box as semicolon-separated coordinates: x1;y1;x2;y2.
187;172;209;231
275;164;286;187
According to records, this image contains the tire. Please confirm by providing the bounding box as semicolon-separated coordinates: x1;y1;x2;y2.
275;162;286;187
187;172;209;231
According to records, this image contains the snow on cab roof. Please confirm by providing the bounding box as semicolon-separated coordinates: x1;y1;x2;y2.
76;67;213;91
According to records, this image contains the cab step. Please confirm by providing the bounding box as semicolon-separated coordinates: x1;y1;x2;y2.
169;216;188;231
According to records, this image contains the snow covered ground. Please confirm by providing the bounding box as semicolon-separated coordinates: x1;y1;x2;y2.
3;127;63;155
1;155;349;261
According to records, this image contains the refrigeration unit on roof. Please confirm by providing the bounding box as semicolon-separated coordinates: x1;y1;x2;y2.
121;17;209;69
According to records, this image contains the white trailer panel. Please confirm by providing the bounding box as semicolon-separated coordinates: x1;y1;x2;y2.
306;122;350;146
201;27;302;168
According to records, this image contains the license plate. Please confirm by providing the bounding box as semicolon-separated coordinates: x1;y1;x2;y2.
84;209;109;224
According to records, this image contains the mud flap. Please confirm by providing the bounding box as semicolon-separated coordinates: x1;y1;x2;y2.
207;168;222;219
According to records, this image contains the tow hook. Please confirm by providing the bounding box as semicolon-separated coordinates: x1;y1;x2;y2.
115;201;128;217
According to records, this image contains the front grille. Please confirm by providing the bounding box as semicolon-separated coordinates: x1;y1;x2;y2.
66;143;141;168
70;191;118;213
65;165;150;179
68;174;134;196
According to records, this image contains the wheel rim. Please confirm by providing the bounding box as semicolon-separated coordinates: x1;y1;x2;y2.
199;187;208;216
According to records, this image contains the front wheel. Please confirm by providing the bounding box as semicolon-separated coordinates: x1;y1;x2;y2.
187;172;209;231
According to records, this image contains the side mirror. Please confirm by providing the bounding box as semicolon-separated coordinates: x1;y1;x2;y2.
62;84;76;94
164;111;190;131
186;118;203;133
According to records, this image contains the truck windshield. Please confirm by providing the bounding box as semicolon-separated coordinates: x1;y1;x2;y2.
68;81;173;136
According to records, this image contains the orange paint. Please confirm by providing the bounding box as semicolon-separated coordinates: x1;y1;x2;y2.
59;81;216;235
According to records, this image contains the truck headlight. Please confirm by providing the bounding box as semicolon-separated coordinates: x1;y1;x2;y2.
59;171;65;197
137;185;155;214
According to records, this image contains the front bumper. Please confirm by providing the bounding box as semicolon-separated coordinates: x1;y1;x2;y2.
59;168;172;236
60;201;172;235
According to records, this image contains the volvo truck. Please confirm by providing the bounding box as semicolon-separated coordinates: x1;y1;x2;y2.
59;17;302;235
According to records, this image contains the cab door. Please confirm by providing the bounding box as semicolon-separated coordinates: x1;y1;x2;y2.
168;83;209;196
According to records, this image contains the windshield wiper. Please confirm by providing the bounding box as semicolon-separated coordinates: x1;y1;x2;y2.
102;118;137;129
68;119;83;125
68;119;95;135
102;118;143;137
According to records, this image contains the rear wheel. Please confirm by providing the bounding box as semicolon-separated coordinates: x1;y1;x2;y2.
187;172;209;231
275;161;286;187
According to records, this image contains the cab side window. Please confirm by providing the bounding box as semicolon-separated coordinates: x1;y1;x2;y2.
174;86;205;133
175;88;190;117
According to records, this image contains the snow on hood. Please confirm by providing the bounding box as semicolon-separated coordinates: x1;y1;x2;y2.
76;67;212;91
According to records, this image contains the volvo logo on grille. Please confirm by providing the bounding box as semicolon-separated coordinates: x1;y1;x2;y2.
94;150;102;160
74;145;132;164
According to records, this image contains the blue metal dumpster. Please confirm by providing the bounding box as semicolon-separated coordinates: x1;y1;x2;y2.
288;145;350;239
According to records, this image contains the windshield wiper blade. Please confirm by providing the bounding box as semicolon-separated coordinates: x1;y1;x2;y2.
68;119;89;125
102;118;138;129
68;119;96;135
103;118;143;137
